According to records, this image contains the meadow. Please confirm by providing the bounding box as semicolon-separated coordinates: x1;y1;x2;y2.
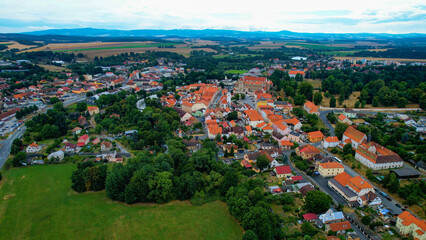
0;164;243;240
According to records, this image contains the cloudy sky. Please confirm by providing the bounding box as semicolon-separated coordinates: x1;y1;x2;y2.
0;0;425;33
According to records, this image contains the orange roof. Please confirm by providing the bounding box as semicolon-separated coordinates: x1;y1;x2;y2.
29;142;38;148
343;126;366;143
298;144;320;155
244;110;263;121
338;114;347;121
329;221;351;232
334;172;351;186
274;121;288;131
87;106;99;111
284;117;300;126
398;211;426;231
324;136;339;143
245;125;252;132
348;176;373;193
280;140;294;146
320;162;344;169
307;131;324;139
257;122;267;128
288;70;305;75
263;125;273;131
304;101;318;112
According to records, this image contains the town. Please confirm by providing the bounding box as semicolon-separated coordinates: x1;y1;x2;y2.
0;36;425;240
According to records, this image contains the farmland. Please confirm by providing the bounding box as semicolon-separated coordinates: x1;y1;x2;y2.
0;164;243;240
0;41;38;50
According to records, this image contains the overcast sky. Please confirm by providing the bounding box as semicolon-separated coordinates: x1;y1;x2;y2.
1;0;425;33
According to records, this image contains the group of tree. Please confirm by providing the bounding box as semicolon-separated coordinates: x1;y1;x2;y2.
16;105;38;119
71;161;108;192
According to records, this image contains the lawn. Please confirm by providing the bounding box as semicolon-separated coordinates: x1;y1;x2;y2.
54;42;180;52
0;164;243;240
225;69;248;75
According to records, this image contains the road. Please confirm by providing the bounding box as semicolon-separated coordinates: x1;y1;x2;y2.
102;135;130;155
0;95;87;170
319;106;421;112
319;110;335;136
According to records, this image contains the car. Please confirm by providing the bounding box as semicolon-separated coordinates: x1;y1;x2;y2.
395;203;401;208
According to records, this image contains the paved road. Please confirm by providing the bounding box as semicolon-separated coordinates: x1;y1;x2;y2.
102;135;130;154
0;126;27;169
319;110;335;136
319;106;421;112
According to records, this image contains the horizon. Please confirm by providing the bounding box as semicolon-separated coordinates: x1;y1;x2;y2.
1;0;425;34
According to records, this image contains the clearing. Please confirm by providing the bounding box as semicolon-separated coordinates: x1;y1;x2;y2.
0;164;243;240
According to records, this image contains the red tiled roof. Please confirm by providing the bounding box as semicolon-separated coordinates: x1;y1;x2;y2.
329;221;351;232
275;165;291;175
303;213;318;221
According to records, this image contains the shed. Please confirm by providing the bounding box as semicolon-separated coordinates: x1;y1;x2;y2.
390;168;421;179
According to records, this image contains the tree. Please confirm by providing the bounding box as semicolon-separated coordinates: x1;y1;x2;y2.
329;95;336;108
294;94;306;106
372;96;380;107
12;152;26;167
227;111;238;121
256;155;270;170
49;97;60;104
397;97;408;108
313;92;323;105
71;170;86;192
335;123;349;139
304;190;332;214
76;102;87;112
220;171;238;196
343;143;354;155
420;94;426;110
298;82;313;101
242;230;259;240
301;222;318;236
106;164;132;202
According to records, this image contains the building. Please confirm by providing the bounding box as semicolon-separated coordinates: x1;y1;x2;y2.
280;140;294;150
343;108;357;118
274;165;292;179
303;101;319;115
342;126;367;149
77;134;90;147
64;142;76;153
26;142;42;153
396;211;426;240
328;221;352;234
296;144;320;159
48;150;64;161
237;76;272;92
318;162;344;177
101;142;112;152
284;117;302;130
87;106;99;115
354;141;404;170
307;131;324;142
328;172;374;203
338;114;353;125
72;127;82;135
319;210;345;224
244;110;264;128
323;136;340;148
357;191;382;206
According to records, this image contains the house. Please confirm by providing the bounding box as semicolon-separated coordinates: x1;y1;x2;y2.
328;221;352;234
272;121;290;136
274;165;292;179
124;130;137;138
245;125;252;136
288;131;302;143
342;126;367;149
183;139;200;153
307;131;324;142
26;142;42;153
48;150;64;161
323;136;340;148
318;162;344;177
244;110;264;128
338;114;353;125
328;172;374;203
280;140;294;150
78;115;89;128
87;106;99;115
357;191;382;206
296;144;320;159
64;142;76;153
303;213;319;222
396;211;426;240
319;211;345;224
354;141;404;170
299;184;315;197
173;107;192;123
303;101;319;115
343;108;357;118
72;127;82;135
101;141;112;151
284;117;302;131
77;134;90;147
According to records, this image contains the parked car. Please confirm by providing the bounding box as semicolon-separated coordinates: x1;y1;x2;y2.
395;203;401;208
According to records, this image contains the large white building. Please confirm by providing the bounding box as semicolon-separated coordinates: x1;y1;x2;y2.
355;142;404;170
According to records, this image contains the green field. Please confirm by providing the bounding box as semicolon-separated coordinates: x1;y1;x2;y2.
0;164;243;240
285;42;344;50
54;42;180;52
225;70;248;74
325;50;359;56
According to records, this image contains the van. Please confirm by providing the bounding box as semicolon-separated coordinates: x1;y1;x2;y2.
334;157;342;163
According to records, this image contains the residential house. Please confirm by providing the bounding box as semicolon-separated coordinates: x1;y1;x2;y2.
87;106;99;115
396;211;426;240
48;150;64;161
338;114;353;125
245;125;253;136
244;110;264;128
303;213;319;222
307;131;324;142
357;191;382;206
101;141;112;152
296;144;320;159
318;162;344;177
341;126;367;149
26;142;42;153
78;115;89;128
299;184;315;197
343;108;357;118
280;140;294;150
274;165;292;179
303;101;319;115
323;136;340;148
288;131;302;143
284;117;302;131
319;210;345;224
183;139;200;153
64;142;76;153
328;221;352;234
72;127;82;135
77;134;90;147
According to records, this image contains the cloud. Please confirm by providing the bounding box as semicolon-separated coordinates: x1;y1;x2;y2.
0;0;425;33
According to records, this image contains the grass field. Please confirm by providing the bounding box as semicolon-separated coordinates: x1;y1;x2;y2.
38;64;68;72
225;70;247;74
53;42;180;52
284;42;344;50
0;164;243;240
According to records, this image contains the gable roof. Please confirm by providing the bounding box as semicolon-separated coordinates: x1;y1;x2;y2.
324;136;340;143
275;165;291;175
320;162;344;169
308;131;324;139
398;211;426;231
343;126;366;143
329;221;351;232
303;213;318;221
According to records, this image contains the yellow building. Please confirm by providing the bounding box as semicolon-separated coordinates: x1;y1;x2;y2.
318;162;344;177
396;211;426;240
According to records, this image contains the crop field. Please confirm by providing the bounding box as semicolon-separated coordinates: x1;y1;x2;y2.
284;42;344;50
0;164;243;240
0;41;38;50
334;56;426;62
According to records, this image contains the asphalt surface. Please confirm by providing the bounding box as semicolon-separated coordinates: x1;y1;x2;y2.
319;110;335;136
